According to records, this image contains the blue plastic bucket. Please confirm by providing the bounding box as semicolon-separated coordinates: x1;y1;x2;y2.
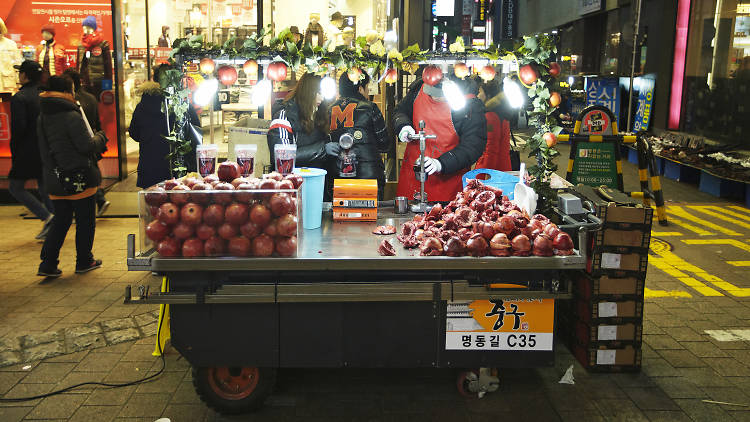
293;167;327;230
462;169;520;200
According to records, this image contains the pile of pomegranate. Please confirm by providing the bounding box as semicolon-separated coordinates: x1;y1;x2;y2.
142;161;303;258
388;179;574;257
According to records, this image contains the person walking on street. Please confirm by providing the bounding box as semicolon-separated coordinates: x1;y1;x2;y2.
37;76;107;278
63;68;109;216
9;60;54;239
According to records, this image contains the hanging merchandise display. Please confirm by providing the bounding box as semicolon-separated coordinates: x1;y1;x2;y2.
0;18;22;93
36;24;66;82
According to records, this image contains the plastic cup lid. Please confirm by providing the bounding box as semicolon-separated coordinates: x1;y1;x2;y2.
293;167;327;177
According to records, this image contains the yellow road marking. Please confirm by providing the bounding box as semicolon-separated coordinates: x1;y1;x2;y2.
644;288;692;298
687;206;750;230
728;206;750;216
652;232;683;236
700;206;750;223
649;247;750;297
682;239;750;254
649;257;723;296
727;261;750;267
668;206;741;236
666;217;714;236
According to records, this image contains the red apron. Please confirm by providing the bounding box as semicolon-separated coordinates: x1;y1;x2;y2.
396;87;465;202
475;111;512;172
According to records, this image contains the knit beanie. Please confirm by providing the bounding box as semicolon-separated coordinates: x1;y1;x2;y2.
41;24;56;37
82;16;97;30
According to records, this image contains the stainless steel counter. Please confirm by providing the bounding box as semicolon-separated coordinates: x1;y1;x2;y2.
127;211;585;272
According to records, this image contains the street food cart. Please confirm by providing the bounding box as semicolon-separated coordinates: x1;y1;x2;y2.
125;197;592;414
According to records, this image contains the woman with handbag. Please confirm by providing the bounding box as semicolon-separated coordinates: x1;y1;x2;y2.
36;76;108;278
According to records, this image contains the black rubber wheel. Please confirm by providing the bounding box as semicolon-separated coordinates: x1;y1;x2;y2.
192;366;276;414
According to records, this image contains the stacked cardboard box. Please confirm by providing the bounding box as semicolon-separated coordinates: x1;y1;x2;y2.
559;185;652;372
332;179;378;222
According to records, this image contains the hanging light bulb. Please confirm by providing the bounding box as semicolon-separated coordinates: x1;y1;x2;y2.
383;30;398;51
252;79;272;107
320;75;337;101
503;77;524;109
193;78;219;106
441;79;465;111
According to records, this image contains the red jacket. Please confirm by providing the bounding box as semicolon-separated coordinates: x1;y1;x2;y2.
36;40;67;78
475;110;511;172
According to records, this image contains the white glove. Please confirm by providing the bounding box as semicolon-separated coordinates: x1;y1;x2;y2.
398;125;416;143
424;157;442;175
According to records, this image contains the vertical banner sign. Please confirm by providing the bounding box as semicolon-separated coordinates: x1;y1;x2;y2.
633;76;655;132
501;0;518;39
478;0;486;21
586;78;620;124
571;106;619;188
445;299;555;351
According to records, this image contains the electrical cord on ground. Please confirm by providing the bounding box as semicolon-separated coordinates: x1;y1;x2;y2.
0;305;167;402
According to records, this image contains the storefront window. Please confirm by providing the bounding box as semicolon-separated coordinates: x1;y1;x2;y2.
682;0;748;143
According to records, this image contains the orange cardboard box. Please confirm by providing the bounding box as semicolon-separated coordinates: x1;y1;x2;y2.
332;207;378;221
333;179;378;199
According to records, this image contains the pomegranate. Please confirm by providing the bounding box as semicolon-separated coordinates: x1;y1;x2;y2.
145;220;169;242
169;185;191;206
553;232;575;256
231;177;248;189
419;237;444;256
144;186;167;206
548;62;561;78
276;214;297;237
163;179;179;190
240;221;263;238
422;65;443;86
511;234;531;257
532;234;554;257
199;58;215;74
225;203;250;226
180;203;203;226
172;222;195;240
235;182;257;203
190;182;211;205
196;224;216;240
378;239;396;256
489;233;511;257
543;223;560;239
269;193;294;217
203;204;225;226
212;182;235;205
243;59;258;78
217;65;238;86
519;64;538;85
264;171;284;181
444;237;466;257
453;63;469;79
182;238;204;257
277;179;294;190
495;216;515;236
266;61;287;82
204;236;226;256
157;237;180;257
228;236;251;257
218;223;239;240
217;161;241;182
284;174;304;189
264;220;278;237
384;68;398;84
158;203;180;225
275;236;297;257
466;233;489;257
252;234;275;257
203;174;219;184
250;204;272;227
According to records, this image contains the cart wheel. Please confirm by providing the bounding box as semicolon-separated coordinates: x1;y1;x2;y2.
192;366;276;414
456;370;479;398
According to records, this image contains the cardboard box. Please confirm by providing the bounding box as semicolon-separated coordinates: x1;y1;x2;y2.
572;344;641;371
589;252;648;276
332;207;378;221
576;299;642;322
598;228;650;249
333;179;378;199
571;185;653;229
333;197;377;208
577;321;640;343
573;273;644;300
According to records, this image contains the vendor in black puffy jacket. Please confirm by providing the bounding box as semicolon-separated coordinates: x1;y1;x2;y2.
37;76;108;278
393;76;487;202
267;73;330;185
327;72;389;199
